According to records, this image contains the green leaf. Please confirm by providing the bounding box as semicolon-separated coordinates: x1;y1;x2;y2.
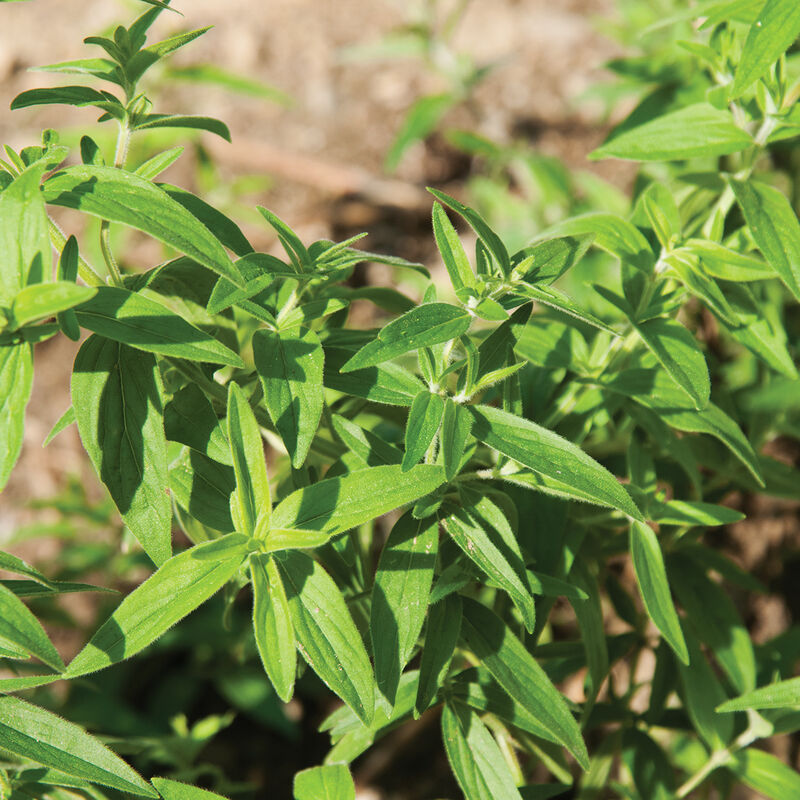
729;748;800;800
10;86;116;110
591;103;752;161
252;326;324;468
469;404;642;519
386;93;454;171
513;235;593;285
152;778;229;800
74;287;243;366
65;535;250;678
0;343;33;490
513;283;617;335
371;512;438;705
271;464;446;539
0;582;65;670
445;494;535;633
169;449;235;533
428;188;510;276
732;0;800;97
164;384;230;465
256;206;310;271
72;336;171;565
0;161;50;306
629;521;688;664
633;317;710;409
416;593;462;716
441;399;472;481
0;696;157;797
133;114;231;141
226;382;271;538
602;369;764;484
341;303;471;372
160;183;253;258
251;553;296;702
730;179;800;301
402;392;445;471
323;345;425;406
293;765;355;800
678;625;735;748
670;555;755;692
134;146;184;180
432;202;475;290
278;551;375;725
43;166;243;286
541;213;655;273
10;282;96;329
460;597;589;769
442;702;525;800
331;414;402;467
718;676;800;712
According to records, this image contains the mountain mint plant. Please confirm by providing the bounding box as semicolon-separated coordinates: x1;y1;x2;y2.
1;1;799;798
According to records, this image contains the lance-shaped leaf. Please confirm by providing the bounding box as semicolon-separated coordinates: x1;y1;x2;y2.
43;166;243;286
513;283;616;335
152;778;229;800
271;464;446;539
253;326;324;468
730;748;800;800
341;304;471;372
371;512;439;705
460;598;589;769
324;346;424;406
0;343;33;491
416;593;462;716
74;287;243;366
278;551;375;725
445;495;535;633
10;85;116;110
402;392;445;471
169;449;235;533
0;696;157;797
442;702;525;800
428;188;510;276
331;414;402;467
65;535;250;678
717;676;800;713
670;555;754;692
227;382;271;538
164;384;230;465
630;522;688;664
9;283;95;330
133;114;231;141
432;201;475;290
731;179;800;301
72;336;171;565
541;212;655;273
0;583;64;671
441;399;472;480
469;404;642;520
732;0;800;97
591;103;752;161
0;160;50;305
293;765;355;800
251;553;296;702
602;368;764;484
633;317;710;409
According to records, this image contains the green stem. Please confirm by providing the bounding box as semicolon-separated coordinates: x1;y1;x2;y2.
99;120;131;287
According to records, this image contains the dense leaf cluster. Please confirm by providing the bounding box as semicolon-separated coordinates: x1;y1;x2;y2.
1;1;799;798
